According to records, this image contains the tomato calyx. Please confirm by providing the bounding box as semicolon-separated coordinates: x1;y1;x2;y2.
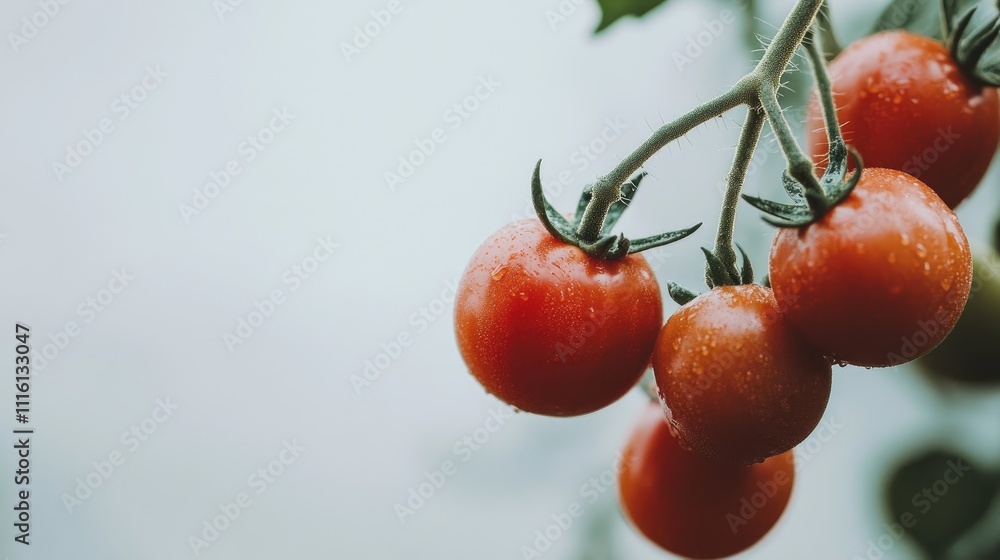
947;4;1000;86
743;146;863;227
665;244;755;306
743;28;863;228
530;160;702;260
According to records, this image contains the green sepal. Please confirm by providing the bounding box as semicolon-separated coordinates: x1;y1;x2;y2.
743;148;863;228
702;247;738;288
868;0;977;38
821;147;863;205
533;160;698;260
741;194;815;225
781;171;807;206
627;223;702;254
737;244;754;284
667;282;699;306
531;160;579;245
948;3;1000;86
580;233;630;260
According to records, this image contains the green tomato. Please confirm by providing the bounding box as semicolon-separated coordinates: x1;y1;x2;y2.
919;252;1000;384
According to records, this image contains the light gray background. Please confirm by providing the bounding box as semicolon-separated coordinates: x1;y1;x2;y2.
2;0;1000;558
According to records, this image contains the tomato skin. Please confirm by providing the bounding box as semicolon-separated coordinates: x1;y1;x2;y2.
454;219;662;416
618;404;795;560
806;30;1000;208
653;284;831;465
769;168;972;368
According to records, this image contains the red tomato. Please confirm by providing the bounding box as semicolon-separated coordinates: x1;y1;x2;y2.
769;168;973;368
454;219;662;416
618;404;795;559
807;30;999;208
653;284;831;465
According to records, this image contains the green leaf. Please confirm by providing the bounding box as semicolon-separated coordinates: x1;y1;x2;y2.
884;449;999;557
594;0;670;32
741;194;814;225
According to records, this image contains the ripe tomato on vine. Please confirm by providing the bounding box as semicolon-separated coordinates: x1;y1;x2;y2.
452;0;1000;556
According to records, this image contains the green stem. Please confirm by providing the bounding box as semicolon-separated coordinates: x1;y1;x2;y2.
754;0;825;86
714;107;765;278
759;83;826;211
575;89;749;242
742;0;759;51
573;0;825;250
816;0;843;60
803;28;847;169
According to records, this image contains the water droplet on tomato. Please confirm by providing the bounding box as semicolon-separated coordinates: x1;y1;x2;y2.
940;278;952;291
491;265;506;281
519;292;528;301
900;233;910;246
915;243;927;258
